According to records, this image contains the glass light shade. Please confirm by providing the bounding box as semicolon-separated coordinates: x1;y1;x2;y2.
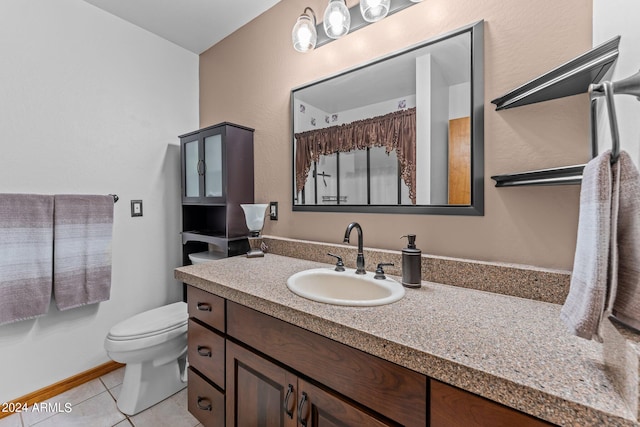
241;204;268;234
360;0;390;22
323;0;350;39
292;13;317;53
409;0;423;2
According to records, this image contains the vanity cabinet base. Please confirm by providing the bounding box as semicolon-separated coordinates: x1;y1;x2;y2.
186;285;555;427
430;380;554;427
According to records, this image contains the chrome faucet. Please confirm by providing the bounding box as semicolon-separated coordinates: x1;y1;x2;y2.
343;222;365;274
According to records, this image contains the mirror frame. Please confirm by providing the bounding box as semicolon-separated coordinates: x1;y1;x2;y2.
291;20;484;216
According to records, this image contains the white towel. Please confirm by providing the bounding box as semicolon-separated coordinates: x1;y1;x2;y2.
0;194;54;325
560;151;612;341
608;151;640;331
53;195;113;311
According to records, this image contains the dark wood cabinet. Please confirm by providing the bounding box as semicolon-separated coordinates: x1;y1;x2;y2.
226;341;297;427
226;302;427;427
297;379;395;427
179;123;254;264
180;123;254;205
225;340;396;427
430;380;554;427
186;285;554;427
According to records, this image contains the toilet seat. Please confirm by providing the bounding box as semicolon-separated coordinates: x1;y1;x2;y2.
105;302;188;352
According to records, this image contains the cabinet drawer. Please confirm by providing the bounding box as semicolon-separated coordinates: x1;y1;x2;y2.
227;302;427;427
188;368;224;427
188;286;225;331
188;319;225;389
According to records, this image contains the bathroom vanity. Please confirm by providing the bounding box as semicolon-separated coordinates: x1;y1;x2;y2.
176;254;636;427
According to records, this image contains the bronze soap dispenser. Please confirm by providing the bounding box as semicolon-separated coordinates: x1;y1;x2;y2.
401;234;422;288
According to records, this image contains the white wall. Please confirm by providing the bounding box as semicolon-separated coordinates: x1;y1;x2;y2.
449;82;471;120
430;61;449;205
0;0;198;402
593;0;640;166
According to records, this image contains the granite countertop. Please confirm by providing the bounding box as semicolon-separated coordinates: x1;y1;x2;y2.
175;254;637;427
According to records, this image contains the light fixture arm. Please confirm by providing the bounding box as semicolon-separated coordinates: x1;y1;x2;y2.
303;7;316;25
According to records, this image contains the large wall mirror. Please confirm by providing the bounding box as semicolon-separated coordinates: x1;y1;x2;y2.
292;21;484;215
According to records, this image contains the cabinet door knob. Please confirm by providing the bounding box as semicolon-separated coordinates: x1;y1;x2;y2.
297;391;308;427
196;302;212;312
197;396;212;411
197;345;212;357
283;384;294;419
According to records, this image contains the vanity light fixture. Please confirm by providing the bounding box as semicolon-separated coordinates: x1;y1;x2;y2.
292;0;422;52
292;7;317;53
323;0;351;39
360;0;390;22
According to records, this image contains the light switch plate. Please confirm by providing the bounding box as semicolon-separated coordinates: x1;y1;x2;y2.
269;201;278;220
131;200;143;217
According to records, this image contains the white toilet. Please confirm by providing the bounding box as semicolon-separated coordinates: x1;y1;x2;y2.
188;249;225;264
104;301;188;415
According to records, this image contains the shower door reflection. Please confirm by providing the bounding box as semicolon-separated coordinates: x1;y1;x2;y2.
298;148;412;205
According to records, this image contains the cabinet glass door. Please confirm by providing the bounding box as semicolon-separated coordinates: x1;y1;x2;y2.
184;139;200;198
204;134;223;198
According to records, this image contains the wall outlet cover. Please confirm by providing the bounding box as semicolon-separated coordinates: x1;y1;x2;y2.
131;200;143;217
269;201;278;220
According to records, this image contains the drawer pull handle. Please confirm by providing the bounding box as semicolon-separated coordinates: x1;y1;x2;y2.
197;396;212;411
197;346;212;357
283;384;294;419
297;391;308;427
197;302;212;312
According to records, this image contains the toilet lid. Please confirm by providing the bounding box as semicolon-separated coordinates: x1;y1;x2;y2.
108;301;188;341
188;250;225;264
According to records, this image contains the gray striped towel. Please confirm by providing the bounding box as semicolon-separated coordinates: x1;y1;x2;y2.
561;150;640;340
53;195;113;311
608;151;640;331
0;194;54;325
560;151;612;341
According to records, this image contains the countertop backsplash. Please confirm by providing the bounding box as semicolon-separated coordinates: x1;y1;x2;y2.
263;235;571;304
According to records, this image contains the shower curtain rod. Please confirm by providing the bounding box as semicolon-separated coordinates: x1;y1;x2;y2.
589;69;640;164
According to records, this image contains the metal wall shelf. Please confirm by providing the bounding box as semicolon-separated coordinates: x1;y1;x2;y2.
491;36;620;111
491;164;585;187
490;36;620;187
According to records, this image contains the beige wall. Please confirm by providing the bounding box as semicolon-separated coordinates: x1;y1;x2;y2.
200;0;593;270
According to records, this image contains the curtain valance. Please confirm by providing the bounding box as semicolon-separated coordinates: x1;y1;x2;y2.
295;107;417;204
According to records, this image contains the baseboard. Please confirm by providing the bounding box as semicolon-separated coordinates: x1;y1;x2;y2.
0;361;124;419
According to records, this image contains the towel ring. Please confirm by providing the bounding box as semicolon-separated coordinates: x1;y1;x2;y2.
604;81;621;164
589;69;640;164
589;82;621;164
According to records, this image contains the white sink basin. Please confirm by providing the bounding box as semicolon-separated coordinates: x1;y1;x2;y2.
286;268;405;306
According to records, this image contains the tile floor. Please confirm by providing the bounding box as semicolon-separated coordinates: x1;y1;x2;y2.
0;367;201;427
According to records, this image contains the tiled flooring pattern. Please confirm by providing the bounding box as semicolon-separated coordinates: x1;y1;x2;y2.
0;368;201;427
